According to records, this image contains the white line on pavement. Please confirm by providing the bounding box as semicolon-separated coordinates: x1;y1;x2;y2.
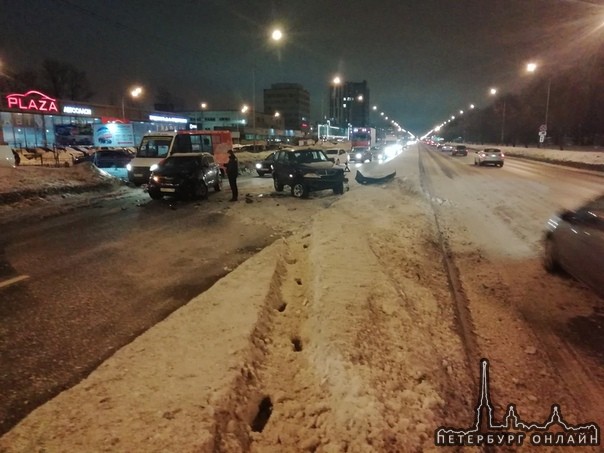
0;275;30;290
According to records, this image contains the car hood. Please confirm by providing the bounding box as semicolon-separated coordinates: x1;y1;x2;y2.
155;167;196;177
298;162;339;171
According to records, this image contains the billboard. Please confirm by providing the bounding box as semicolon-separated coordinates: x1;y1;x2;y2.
93;123;135;147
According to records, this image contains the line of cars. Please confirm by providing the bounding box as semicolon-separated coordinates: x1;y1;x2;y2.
436;143;504;167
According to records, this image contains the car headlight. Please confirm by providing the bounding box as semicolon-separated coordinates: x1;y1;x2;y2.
126;163;132;171
356;153;362;159
152;175;160;183
149;163;159;172
255;163;262;169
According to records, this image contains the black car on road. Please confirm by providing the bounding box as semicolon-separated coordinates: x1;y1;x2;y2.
148;152;222;200
74;149;133;168
255;152;275;177
272;148;346;198
452;145;468;156
349;146;372;163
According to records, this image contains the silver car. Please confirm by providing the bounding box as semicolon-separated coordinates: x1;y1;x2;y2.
474;148;504;167
544;194;604;299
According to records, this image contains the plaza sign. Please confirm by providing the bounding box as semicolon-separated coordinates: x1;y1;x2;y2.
5;90;59;113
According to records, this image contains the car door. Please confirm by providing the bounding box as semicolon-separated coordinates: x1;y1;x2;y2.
571;200;604;296
202;155;217;184
272;151;287;181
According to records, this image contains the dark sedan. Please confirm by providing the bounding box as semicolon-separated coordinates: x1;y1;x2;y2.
451;145;468;156
255;152;275;177
74;149;133;168
544;194;604;299
148;152;222;200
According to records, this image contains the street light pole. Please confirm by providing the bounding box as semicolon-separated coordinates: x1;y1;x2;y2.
500;100;506;144
252;65;256;151
544;77;551;130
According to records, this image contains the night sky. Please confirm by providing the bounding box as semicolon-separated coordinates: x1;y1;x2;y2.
1;0;602;135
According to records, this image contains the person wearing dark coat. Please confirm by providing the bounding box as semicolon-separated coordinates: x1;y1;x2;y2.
226;150;239;201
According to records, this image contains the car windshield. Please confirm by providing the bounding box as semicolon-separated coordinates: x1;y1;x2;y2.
162;156;200;169
484;149;501;153
292;150;328;163
325;150;338;155
137;137;172;158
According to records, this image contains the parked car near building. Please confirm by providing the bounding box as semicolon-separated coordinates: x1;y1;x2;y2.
147;152;222;200
272;148;346;198
74;149;134;168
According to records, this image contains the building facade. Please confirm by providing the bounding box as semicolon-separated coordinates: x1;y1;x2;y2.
329;80;370;128
0;89;188;148
263;83;311;133
185;109;304;145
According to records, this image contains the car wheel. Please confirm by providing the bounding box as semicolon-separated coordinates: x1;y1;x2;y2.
543;236;560;273
214;175;222;192
336;158;340;165
195;181;209;200
149;189;163;200
257;170;265;177
333;182;344;195
474;160;477;166
499;162;504;167
291;182;309;198
274;178;284;192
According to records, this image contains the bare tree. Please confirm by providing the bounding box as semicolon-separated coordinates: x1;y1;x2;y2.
40;59;93;101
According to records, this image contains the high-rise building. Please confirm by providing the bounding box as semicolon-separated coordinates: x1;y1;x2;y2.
329;80;369;127
329;80;370;128
263;83;311;133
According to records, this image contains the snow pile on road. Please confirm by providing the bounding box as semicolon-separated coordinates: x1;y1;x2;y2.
487;146;604;167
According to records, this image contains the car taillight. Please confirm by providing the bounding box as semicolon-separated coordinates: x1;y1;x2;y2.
501;153;505;157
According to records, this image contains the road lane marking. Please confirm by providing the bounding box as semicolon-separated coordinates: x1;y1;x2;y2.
0;275;30;289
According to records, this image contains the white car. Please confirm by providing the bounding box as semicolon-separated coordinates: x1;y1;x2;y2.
323;148;349;165
474;148;504;167
0;145;16;168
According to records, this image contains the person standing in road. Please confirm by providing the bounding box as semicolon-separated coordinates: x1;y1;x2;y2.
226;150;239;201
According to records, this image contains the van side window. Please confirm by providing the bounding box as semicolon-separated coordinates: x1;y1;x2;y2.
191;135;201;152
174;135;192;153
202;137;212;152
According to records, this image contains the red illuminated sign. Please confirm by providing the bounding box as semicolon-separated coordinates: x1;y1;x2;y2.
5;90;59;113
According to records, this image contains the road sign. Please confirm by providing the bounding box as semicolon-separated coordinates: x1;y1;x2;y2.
539;124;547;133
539;135;545;143
538;131;547;137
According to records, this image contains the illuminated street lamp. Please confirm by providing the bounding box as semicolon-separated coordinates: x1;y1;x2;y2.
274;111;280;117
241;104;249;113
121;86;143;121
469;104;475;109
489;87;497;96
271;28;283;42
200;102;208;109
372;105;377;110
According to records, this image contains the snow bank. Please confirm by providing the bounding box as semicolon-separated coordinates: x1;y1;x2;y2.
0;240;287;453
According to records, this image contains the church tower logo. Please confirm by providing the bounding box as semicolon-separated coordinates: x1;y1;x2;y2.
435;359;600;447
